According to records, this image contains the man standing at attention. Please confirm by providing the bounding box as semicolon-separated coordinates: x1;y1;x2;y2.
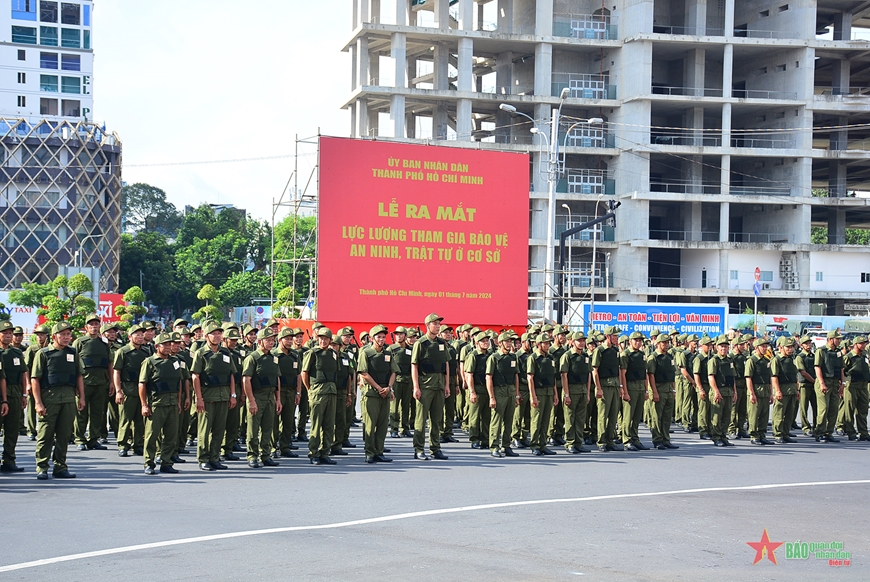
411;313;451;461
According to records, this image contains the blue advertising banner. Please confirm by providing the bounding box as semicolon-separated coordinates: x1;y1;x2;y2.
577;302;727;336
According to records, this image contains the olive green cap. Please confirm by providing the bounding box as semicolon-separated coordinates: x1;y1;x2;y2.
311;321;324;330
629;331;644;340
497;331;513;342
571;331;587;341
474;331;488;343
540;324;554;334
827;330;843;339
370;324;388;337
753;337;770;348
407;328;420;338
424;312;444;324
535;332;552;344
84;313;100;324
686;334;699;343
698;336;713;346
154;332;173;345
128;323;144;335
853;335;868;344
669;329;680;336
203;321;223;334
292;327;304;336
604;325;622;335
715;334;729;346
257;328;276;340
9;325;20;334
52;321;73;335
442;325;454;333
359;331;370;340
173;318;189;328
470;326;481;335
520;332;530;342
799;335;812;344
656;334;670;343
225;328;242;340
190;324;201;333
394;326;407;334
0;321;13;332
100;322;121;333
730;337;741;346
458;324;472;332
265;318;278;327
339;326;354;336
142;321;156;330
777;336;796;348
277;327;295;339
316;327;333;339
739;333;754;343
618;334;629;344
650;328;661;338
510;332;520;340
171;332;182;342
224;322;239;331
34;324;50;334
177;326;191;335
677;333;688;342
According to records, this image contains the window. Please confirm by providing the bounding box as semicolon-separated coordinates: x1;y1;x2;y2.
776;64;786;72
12;25;37;44
61;98;79;116
12;0;37;20
83;29;89;49
16;190;59;208
40;97;57;115
40;51;57;68
40;0;57;22
40;25;57;45
760;270;773;282
816;271;823;282
83;3;89;25
60;27;79;48
61;54;79;71
759;9;769;17
40;74;58;91
17;49;26;60
730;270;738;280
861;273;870;283
17;96;26;107
60;2;79;25
17;72;26;83
779;4;789;12
60;76;79;93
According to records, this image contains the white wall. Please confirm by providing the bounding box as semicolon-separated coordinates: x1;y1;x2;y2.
682;249;720;288
727;250;782;290
809;252;870;293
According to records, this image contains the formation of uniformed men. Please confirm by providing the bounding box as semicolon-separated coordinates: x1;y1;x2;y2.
1;312;869;480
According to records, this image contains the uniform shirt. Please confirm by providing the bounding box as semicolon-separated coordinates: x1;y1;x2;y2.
30;346;75;404
526;349;556;390
591;345;619;379
73;334;112;387
139;353;185;407
242;349;281;392
411;334;450;390
464;347;490;391
770;354;798;396
190;345;238;401
814;345;843;380
388;342;413;378
745;353;772;392
560;349;590;387
486;349;517;387
730;349;747;384
1;345;26;399
515;348;531;388
707;353;735;391
843;349;870;383
646;350;676;389
272;347;299;391
692;351;711;387
301;346;338;395
357;345;399;392
620;347;648;384
113;344;150;395
794;348;816;385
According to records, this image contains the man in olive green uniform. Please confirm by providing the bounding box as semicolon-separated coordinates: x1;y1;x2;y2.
511;333;533;449
646;334;679;450
221;327;244;461
113;324;149;456
559;331;591;454
388;326;413;438
813;330;844;443
290;328;309;443
527;332;557;456
727;335;750;439
139;332;186;475
707;335;736;447
168;330;192;462
676;334;698;432
24;324;50;440
486;331;519;458
191;322;238;470
440;326;459;444
101;323;121;443
464;331;492;450
547;325;569;446
330;332;354;456
620;331;650;451
770;336;799;444
301;327;338;465
452;324;472;437
241;328;282;468
272;327;301;457
338;327;358;450
795;335;817;436
0;320;28;472
357;324;397;463
411;313;451;461
692;336;714;440
72;314;111;451
592;326;623;452
745;337;773;445
841;335;869;441
30;322;85;479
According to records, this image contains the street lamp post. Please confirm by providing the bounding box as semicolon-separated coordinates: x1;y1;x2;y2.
76;234;105;268
561;203;572;305
589;193;603;328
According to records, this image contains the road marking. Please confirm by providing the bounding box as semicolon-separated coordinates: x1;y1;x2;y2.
2;479;869;572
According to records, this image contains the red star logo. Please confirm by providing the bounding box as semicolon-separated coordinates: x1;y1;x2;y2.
746;529;784;565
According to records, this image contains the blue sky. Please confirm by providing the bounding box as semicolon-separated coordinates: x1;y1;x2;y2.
95;1;352;221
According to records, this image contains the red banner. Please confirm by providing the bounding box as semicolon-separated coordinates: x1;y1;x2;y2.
318;137;529;327
98;293;125;323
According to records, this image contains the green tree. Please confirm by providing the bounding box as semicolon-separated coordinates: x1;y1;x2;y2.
39;274;96;331
218;271;271;309
175;231;248;289
119;232;178;310
8;281;53;309
272;285;300;318
121;182;183;236
123;286;148;323
272;215;316;302
192;284;223;322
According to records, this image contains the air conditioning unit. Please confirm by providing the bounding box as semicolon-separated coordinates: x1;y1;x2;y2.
762;283;771;290
781;265;793;273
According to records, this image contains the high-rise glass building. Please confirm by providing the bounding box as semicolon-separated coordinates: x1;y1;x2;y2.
0;0;121;291
345;0;870;317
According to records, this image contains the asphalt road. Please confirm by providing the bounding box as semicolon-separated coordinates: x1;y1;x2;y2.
1;422;868;581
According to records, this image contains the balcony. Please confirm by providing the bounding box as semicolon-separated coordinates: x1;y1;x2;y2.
649;229;719;241
650;180;721;195
730;134;796;149
562;126;614;149
651;85;723;98
651;128;722;147
553;14;617;40
552;73;616;100
729;186;791;196
731;88;797;100
563;169;614;195
729;232;794;244
652;25;725;36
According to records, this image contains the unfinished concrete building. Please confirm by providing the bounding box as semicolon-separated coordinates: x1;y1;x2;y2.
344;0;870;317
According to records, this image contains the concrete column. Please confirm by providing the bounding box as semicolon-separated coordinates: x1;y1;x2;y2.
828;208;846;244
496;50;513;96
830;115;848;151
536;0;554;37
390;31;407;138
355;37;370;88
720;154;731;196
406;112;416;139
351;44;358;90
831;59;851;95
684;49;705;96
719;201;729;242
722;45;733;98
724;0;735;37
458;0;474;31
390;95;405;138
369;47;379;85
477;2;485;30
394;0;405;25
686;0;706;35
686;106;703;145
457;36;473;141
687;201;702;241
834;10;853;41
828;161;848;198
534;42;553;98
721;102;731;145
371;0;381;23
498;0;513;33
457;38;473;90
719;249;729;292
434;0;450;29
355;98;370;137
433;42;450;139
457;99;472;141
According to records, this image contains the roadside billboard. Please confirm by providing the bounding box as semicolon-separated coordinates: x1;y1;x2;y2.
569;301;728;336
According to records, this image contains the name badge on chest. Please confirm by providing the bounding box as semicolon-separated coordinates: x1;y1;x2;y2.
222;355;230;363
66;354;74;363
385;355;391;362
